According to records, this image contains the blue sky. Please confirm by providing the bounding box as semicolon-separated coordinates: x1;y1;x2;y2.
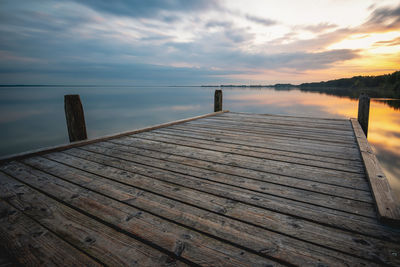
0;0;399;85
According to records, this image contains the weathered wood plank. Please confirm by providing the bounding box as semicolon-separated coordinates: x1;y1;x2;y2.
221;114;352;130
0;171;188;266
108;137;369;191
0;111;229;164
136;131;365;174
187;119;356;143
22;155;400;265
198;116;356;136
165;125;360;160
182;121;357;146
205;113;354;129
63;147;392;236
168;125;362;161
100;140;372;207
217;116;354;132
0;200;101;266
0;161;282;267
351;118;400;225
154;127;364;167
117;133;369;201
225;112;352;126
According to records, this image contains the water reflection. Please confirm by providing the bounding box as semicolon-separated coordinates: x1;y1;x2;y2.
0;86;399;197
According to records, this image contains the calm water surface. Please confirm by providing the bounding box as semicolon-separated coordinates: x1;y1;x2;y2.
1;86;399;197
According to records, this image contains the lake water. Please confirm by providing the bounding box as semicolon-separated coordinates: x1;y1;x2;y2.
1;86;399;197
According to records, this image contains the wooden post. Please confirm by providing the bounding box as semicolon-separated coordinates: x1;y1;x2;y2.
64;94;87;142
357;93;370;137
214;90;222;112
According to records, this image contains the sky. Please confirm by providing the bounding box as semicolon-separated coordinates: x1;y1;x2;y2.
0;0;399;85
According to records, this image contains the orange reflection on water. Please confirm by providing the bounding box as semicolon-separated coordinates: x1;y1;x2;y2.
369;103;400;154
226;89;359;118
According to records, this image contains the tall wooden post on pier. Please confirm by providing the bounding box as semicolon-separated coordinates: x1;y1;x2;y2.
357;93;370;137
64;94;87;142
214;90;222;112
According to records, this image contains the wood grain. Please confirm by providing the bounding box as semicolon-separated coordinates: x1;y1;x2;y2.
62;147;398;239
0;161;281;267
351;118;400;225
0;171;188;266
154;127;364;166
0;199;100;266
136;131;365;174
23;154;400;265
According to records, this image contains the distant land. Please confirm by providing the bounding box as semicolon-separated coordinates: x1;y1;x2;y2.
207;71;400;109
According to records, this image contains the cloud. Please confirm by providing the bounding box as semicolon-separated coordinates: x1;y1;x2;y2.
205;20;232;28
72;0;220;18
224;28;253;43
302;22;338;33
245;14;276;26
374;36;400;46
360;4;400;32
234;49;360;70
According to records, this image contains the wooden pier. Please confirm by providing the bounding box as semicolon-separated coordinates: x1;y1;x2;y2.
1;110;400;266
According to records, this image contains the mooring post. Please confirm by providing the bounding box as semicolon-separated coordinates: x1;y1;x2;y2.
64;94;87;142
357;93;370;137
214;89;222;112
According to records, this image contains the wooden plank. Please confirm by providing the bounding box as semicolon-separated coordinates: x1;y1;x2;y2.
198;117;356;137
221;114;352;129
107;137;369;191
0;171;189;266
0;111;229;164
204;113;355;130
167;125;362;161
351;118;400;225
158;127;359;159
137;131;365;174
226;112;352;126
123;133;369;201
171;123;360;154
154;127;364;167
100;140;372;206
63;147;389;234
95;141;374;216
0;161;281;267
217;116;354;132
189;117;356;139
22;155;400;265
0;200;101;267
183;121;357;146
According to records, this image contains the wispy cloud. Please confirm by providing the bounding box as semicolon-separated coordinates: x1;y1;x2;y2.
245;14;276;26
302;22;338;33
361;4;400;32
71;0;220;18
374;36;400;46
